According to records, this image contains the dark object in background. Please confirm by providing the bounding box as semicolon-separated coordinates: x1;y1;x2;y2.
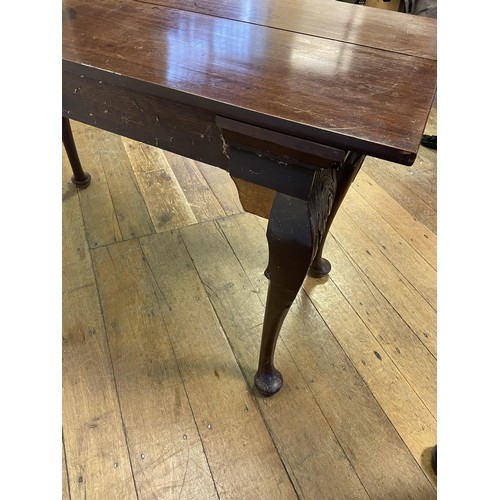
431;445;437;474
413;0;437;17
421;135;437;150
336;0;437;17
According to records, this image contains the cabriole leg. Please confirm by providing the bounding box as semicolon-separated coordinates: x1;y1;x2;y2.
256;167;337;396
62;116;91;188
308;152;365;278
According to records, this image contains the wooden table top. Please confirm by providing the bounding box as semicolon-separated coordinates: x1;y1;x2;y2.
62;0;436;165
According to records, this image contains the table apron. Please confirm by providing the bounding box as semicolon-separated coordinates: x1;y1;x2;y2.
63;70;230;171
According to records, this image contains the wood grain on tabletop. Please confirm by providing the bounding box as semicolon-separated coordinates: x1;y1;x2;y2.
135;0;436;58
62;0;436;163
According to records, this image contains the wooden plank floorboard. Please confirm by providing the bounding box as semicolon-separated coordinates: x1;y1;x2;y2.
254;210;436;419
91;240;219;499
163;151;227;222
361;157;437;234
330;209;437;357
340;187;436;310
360;105;437;234
62;436;71;500
370;157;437;214
316;233;436;416
83;128;155;241
218;214;436;495
141;230;298;499
62;154;137;500
195;161;245;217
63;115;437;498
303;275;436;464
351;171;437;270
181;220;370;499
123;138;198;233
70;123;123;248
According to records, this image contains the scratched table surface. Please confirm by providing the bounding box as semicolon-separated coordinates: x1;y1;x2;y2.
62;3;438;496
62;0;437;166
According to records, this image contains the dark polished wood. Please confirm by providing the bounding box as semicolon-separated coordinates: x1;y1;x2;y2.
220;128;339;394
146;0;437;59
62;0;436;396
62;0;436;164
309;151;365;277
62;117;91;188
259;167;337;395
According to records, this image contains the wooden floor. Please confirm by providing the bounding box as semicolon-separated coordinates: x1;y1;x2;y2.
62;105;437;499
